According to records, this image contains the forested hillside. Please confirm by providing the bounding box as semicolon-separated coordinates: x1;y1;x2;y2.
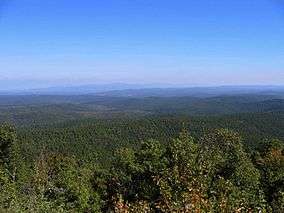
0;93;283;212
18;112;284;165
0;94;283;126
0;123;283;212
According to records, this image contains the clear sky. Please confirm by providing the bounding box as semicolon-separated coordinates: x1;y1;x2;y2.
0;0;284;89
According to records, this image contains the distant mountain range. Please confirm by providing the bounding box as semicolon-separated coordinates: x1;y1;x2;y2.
0;83;156;95
0;84;283;126
1;84;284;98
96;85;284;98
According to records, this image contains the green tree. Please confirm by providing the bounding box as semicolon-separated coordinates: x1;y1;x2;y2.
200;129;265;212
0;124;17;179
256;139;284;212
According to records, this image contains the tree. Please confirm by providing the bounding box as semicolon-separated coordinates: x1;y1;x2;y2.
0;124;17;177
200;129;265;212
256;139;284;212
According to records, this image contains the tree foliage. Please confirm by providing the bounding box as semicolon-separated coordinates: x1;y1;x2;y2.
0;123;283;212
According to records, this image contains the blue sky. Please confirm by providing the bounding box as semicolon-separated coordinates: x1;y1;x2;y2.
0;0;284;89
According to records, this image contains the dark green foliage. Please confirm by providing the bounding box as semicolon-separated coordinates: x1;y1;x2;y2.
0;94;283;127
255;139;284;212
32;153;102;211
199;129;265;211
0;106;283;211
0;124;17;177
14;111;284;169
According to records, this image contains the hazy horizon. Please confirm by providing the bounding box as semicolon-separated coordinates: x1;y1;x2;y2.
1;79;284;92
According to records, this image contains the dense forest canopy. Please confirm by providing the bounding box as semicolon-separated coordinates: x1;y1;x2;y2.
0;91;283;212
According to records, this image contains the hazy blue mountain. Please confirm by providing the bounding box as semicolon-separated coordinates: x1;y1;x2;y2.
1;84;284;97
97;85;284;98
0;83;158;95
